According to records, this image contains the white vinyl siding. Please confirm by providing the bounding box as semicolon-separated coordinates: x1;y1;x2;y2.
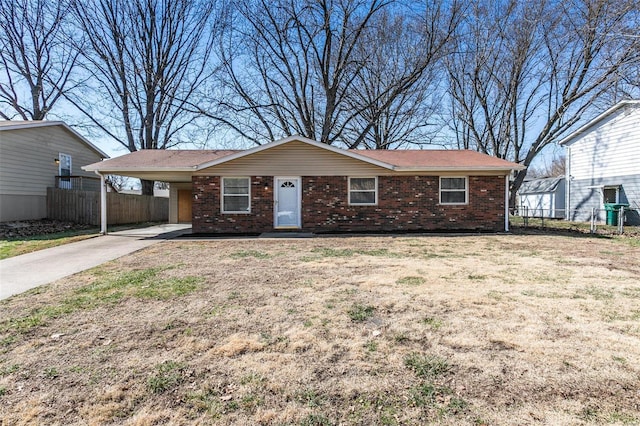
440;177;468;204
567;106;640;180
348;177;377;205
221;177;250;213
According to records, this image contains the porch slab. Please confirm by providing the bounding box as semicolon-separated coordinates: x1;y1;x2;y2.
259;232;315;238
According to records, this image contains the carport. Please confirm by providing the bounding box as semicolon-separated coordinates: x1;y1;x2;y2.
83;150;237;234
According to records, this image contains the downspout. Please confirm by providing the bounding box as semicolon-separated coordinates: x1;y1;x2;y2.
505;174;510;232
95;171;107;235
565;147;571;221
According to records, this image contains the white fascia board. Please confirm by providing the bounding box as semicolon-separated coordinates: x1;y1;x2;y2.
558;100;640;147
195;135;395;171
394;165;524;172
82;165;196;172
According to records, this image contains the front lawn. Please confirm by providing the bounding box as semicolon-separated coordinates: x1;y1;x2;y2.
1;234;639;425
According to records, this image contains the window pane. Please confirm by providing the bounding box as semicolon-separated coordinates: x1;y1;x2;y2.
351;191;376;204
441;178;466;190
603;188;617;203
441;191;466;204
350;178;375;191
223;195;249;212
224;178;249;195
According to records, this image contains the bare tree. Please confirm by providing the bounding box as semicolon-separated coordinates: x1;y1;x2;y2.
0;0;81;120
445;0;640;205
202;0;458;148
528;154;566;178
344;4;460;149
68;0;221;194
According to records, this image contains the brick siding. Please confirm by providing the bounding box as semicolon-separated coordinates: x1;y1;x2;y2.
192;175;506;234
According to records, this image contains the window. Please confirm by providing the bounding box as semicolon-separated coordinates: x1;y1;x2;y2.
603;186;619;204
349;177;377;205
440;177;467;204
59;153;72;189
222;177;250;213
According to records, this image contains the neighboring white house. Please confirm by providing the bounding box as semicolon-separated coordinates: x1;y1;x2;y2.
0;121;108;221
559;100;640;225
517;176;566;219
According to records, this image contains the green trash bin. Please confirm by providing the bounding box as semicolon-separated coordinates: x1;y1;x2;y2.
604;203;629;226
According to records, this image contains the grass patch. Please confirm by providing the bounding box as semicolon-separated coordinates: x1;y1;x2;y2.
299;414;333;426
0;222;165;260
579;285;615;300
230;250;271;259
0;363;19;376
396;276;425;286
422;317;443;330
404;353;451;379
0;266;202;335
347;304;375;322
311;247;398;258
295;388;325;408
0;231;98;260
147;361;186;394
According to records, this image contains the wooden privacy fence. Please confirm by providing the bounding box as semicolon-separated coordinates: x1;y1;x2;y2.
47;188;168;225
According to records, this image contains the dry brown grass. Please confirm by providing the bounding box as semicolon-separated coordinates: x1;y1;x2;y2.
1;233;639;425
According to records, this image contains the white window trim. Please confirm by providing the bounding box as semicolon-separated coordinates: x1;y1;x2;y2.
348;176;378;206
58;152;72;175
221;177;251;214
602;186;620;204
439;176;468;205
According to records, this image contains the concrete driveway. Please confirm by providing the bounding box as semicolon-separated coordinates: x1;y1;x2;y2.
0;224;191;300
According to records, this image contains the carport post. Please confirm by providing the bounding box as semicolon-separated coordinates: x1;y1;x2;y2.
97;172;107;235
505;175;510;232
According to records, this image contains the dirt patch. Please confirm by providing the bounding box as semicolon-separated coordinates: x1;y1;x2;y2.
0;220;95;239
1;234;639;425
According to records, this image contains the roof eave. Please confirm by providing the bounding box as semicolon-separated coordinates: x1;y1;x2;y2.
558;100;640;146
394;166;524;172
82;166;196;173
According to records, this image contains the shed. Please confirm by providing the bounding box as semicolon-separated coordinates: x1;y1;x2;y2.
517;177;566;218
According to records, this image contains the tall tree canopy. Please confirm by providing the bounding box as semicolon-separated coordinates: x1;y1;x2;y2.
445;0;640;203
0;0;80;120
203;0;459;148
68;0;221;193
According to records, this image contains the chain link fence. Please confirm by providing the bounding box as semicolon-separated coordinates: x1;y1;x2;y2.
510;206;639;236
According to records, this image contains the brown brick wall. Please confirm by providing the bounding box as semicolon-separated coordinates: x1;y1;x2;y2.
192;175;506;234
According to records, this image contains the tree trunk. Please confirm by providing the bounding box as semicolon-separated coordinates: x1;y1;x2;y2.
141;179;155;196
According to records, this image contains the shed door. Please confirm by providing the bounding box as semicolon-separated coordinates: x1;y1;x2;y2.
274;177;301;228
178;190;192;223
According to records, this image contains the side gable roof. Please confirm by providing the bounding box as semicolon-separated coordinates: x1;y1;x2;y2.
558;100;640;147
83;135;523;180
0;120;109;158
518;176;564;194
354;149;520;171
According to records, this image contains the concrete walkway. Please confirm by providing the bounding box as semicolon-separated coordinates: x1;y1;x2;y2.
0;224;191;300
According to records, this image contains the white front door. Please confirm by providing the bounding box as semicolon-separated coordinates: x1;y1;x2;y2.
274;177;301;228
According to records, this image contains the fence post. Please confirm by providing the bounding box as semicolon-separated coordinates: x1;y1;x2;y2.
618;206;624;235
541;210;544;229
590;207;596;234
